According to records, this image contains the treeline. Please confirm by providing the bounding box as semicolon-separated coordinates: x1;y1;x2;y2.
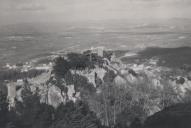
53;52;103;78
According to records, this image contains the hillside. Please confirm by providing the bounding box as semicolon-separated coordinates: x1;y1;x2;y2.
144;103;191;128
0;47;191;128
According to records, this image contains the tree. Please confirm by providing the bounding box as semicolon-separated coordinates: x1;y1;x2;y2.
53;57;70;79
50;101;101;128
87;82;133;127
15;86;54;128
0;91;9;127
159;80;179;108
67;53;94;70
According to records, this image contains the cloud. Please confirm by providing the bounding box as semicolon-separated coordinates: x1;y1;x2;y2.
14;3;46;11
0;0;191;24
2;0;191;12
1;0;47;12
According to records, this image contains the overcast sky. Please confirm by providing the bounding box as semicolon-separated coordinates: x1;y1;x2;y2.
0;0;191;25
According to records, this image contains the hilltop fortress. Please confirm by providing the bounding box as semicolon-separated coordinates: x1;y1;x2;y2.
5;47;106;108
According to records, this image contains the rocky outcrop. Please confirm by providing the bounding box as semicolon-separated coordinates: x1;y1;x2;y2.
169;76;191;97
73;66;106;87
67;84;80;102
48;85;65;108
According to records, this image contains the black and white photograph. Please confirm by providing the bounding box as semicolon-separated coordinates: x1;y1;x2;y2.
0;0;191;128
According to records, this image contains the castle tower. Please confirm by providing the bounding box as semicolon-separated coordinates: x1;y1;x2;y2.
97;47;104;57
7;82;16;109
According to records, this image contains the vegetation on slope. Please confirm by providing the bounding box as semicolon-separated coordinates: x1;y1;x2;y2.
0;86;102;128
1;49;191;128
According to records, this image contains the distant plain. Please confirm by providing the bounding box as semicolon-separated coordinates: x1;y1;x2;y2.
0;19;191;66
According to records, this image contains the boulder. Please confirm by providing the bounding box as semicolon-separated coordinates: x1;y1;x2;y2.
48;85;65;108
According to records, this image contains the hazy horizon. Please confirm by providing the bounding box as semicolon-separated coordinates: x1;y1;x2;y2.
1;0;191;26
